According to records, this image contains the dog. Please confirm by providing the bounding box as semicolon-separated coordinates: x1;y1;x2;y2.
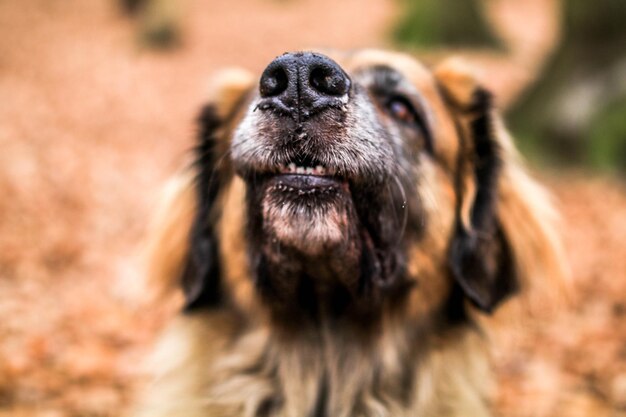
132;49;567;417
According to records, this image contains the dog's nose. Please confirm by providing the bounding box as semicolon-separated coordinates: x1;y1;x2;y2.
259;52;350;118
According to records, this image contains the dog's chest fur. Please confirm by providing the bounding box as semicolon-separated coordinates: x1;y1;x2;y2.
136;311;492;417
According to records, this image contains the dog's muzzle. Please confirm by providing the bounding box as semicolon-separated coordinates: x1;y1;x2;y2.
230;52;406;304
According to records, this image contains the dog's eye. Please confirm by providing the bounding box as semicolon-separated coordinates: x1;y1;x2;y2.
385;96;417;125
382;94;433;153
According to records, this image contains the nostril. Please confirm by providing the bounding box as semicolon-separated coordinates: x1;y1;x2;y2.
309;65;350;97
258;52;350;116
260;66;288;97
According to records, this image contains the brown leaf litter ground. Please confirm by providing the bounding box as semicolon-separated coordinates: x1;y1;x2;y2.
0;1;625;416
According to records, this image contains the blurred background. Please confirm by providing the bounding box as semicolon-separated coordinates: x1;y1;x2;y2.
0;0;625;416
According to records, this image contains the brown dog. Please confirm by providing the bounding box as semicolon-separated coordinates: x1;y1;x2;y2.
132;50;567;417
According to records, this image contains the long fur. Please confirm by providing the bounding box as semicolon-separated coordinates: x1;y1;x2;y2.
131;51;568;417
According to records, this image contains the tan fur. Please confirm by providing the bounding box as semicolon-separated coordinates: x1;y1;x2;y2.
140;169;196;303
217;176;259;314
494;117;570;309
132;50;568;417
405;160;457;319
206;68;255;120
133;310;492;417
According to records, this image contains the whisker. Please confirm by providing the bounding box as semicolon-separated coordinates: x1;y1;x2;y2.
391;173;409;247
207;148;233;190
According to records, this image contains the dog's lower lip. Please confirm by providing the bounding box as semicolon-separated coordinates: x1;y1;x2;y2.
269;174;346;190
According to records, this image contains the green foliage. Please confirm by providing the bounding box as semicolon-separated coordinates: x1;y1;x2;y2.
507;0;626;172
392;0;502;49
140;20;180;49
588;97;626;172
129;0;182;50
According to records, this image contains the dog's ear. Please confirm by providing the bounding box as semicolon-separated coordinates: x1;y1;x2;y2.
435;59;569;313
183;69;255;311
180;104;226;310
142;68;254;311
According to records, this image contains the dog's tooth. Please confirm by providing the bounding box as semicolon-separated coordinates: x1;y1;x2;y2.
296;167;305;174
305;167;314;174
315;165;325;175
288;163;296;173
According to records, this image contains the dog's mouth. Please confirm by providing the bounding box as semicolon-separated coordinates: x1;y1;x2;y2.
277;162;337;178
232;132;403;303
241;154;359;259
243;153;402;302
269;159;348;196
270;153;344;183
267;173;348;197
245;153;352;217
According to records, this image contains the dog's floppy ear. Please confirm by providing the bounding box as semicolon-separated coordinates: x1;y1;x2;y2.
142;68;254;310
435;59;569;313
180;104;226;310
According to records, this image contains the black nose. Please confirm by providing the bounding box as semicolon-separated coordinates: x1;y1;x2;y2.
259;52;350;119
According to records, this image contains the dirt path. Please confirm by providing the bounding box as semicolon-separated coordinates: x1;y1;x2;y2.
1;1;625;416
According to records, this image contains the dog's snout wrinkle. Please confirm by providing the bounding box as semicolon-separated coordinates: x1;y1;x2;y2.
258;52;350;121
